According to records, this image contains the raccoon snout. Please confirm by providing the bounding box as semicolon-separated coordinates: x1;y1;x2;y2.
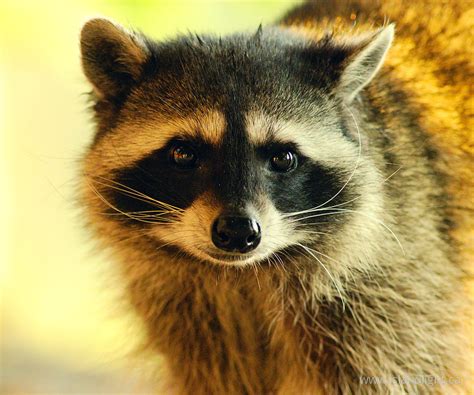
211;215;261;253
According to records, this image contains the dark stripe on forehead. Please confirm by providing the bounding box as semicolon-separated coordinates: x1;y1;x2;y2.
213;99;259;210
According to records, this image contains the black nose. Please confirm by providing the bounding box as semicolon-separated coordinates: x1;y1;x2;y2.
211;215;261;253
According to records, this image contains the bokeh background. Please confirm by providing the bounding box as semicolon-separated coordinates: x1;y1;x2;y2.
0;1;299;393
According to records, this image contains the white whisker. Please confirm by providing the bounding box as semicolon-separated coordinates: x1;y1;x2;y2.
281;195;362;219
310;104;362;211
295;243;347;312
90;175;184;213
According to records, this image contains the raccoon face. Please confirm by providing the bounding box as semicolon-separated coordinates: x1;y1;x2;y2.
80;19;393;266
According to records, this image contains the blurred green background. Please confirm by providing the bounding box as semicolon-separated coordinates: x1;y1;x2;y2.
0;0;298;393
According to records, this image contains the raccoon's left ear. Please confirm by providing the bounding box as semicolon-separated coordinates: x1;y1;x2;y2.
337;24;394;103
80;18;150;99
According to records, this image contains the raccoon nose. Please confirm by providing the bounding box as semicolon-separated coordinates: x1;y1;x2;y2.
211;215;261;253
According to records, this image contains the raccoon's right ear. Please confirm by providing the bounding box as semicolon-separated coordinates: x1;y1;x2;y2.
337;25;394;103
80;18;150;99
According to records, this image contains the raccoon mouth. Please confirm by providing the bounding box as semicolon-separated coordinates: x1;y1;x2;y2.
206;251;254;263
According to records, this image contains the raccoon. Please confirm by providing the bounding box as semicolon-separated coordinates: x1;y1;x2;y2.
79;0;473;394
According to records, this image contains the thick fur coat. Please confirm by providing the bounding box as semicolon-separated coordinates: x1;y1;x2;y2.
79;1;473;393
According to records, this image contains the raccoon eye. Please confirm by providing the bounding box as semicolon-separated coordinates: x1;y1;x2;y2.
170;144;197;168
270;150;297;172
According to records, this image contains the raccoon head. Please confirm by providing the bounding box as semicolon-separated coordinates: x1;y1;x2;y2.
80;18;394;267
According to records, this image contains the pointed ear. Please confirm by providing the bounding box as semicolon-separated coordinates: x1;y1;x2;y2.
339;24;394;103
80;18;150;99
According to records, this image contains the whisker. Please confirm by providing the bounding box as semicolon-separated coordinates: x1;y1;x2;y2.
382;166;403;184
281;195;362;219
295;242;347;312
91;174;184;212
90;175;184;213
87;181;170;225
252;264;261;290
284;204;405;254
323;208;405;254
102;212;181;224
89;187;182;226
105;210;179;217
310;104;362;211
286;210;348;224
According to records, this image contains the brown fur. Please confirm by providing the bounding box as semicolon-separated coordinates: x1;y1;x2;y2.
80;1;473;393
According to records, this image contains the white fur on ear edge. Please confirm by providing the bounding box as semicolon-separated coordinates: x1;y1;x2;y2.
340;24;395;103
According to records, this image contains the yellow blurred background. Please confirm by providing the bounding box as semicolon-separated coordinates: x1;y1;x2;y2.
0;1;298;393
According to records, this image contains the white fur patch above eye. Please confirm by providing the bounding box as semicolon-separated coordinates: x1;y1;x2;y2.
244;112;359;168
